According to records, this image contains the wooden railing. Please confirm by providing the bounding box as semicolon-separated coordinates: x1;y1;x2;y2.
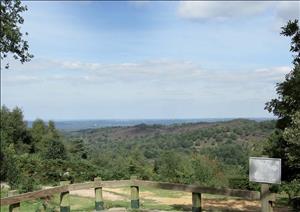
1;176;275;212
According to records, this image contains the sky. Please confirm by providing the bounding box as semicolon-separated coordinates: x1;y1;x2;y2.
1;1;300;120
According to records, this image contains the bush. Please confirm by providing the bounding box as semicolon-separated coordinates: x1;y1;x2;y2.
43;139;67;160
228;177;259;191
280;179;300;208
18;176;40;193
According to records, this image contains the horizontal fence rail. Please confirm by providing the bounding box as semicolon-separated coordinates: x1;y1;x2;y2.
0;180;131;206
1;185;68;206
1;177;272;212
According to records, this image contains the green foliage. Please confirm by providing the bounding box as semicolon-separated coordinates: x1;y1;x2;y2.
30;119;47;152
3;145;40;192
65;118;274;187
127;149;152;180
0;105;276;193
0;106;77;191
0;0;33;69
281;20;300;65
283;111;300;177
156;151;191;183
265;19;300;181
280;179;300;204
265;64;300;125
39;159;68;184
204;143;248;167
4;144;21;189
228;177;259;191
68;139;87;159
0;105;32;153
191;155;224;187
43;139;67;160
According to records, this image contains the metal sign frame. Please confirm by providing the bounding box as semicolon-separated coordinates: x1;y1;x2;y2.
249;157;281;184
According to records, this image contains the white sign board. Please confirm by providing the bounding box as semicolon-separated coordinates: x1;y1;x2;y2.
249;157;281;184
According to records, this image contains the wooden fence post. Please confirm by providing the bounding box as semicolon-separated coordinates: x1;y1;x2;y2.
261;183;274;212
8;190;20;212
60;181;70;212
94;177;104;211
130;176;139;209
192;192;202;212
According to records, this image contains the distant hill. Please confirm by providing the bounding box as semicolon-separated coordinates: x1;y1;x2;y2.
28;118;274;131
64;119;276;159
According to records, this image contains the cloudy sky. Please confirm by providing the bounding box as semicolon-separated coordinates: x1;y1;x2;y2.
1;1;299;120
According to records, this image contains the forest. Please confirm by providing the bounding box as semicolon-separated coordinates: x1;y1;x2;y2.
0;106;276;191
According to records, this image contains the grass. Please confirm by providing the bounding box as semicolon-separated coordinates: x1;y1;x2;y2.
0;195;180;211
140;186;187;198
274;193;291;208
0;186;247;212
0;186;292;211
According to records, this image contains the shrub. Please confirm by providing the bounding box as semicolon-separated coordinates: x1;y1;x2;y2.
280;179;300;207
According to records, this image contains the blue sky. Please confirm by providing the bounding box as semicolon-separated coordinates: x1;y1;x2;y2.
1;1;299;120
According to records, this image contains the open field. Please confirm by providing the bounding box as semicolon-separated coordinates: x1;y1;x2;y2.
71;187;262;211
1;186;292;211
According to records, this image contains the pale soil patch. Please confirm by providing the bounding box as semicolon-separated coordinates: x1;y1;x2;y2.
140;191;260;211
70;188;129;201
141;192;192;205
42;186;290;211
204;199;260;211
68;187;261;211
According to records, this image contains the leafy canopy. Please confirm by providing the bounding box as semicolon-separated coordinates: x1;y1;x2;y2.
0;0;33;69
264;19;300;181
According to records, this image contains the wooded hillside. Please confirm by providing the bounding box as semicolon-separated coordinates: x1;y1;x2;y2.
64;119;275;188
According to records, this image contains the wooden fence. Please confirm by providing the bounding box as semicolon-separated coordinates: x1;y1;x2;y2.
0;176;275;212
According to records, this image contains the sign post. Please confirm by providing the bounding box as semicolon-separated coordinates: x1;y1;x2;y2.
249;157;281;212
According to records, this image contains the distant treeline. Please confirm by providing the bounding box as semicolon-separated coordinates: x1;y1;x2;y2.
65;118;275;189
0;105;277;193
26;118;274;131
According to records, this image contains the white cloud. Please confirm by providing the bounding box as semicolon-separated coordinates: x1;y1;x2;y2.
2;58;290;88
2;75;41;85
45;59;204;83
2;59;290;119
255;66;290;75
276;2;300;22
178;1;299;22
178;1;271;21
272;2;300;30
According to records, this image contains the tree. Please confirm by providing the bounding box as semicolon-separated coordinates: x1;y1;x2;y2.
43;139;67;160
30;119;47;152
69;139;88;159
283;111;300;178
281;20;300;66
191;155;224;187
4;144;21;189
47;120;60;141
0;0;33;69
265;19;300;181
157;151;192;183
209;143;248;167
0;105;32;153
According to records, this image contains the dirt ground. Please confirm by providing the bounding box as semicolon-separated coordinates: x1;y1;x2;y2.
70;188;263;211
70;188;129;201
42;186;291;211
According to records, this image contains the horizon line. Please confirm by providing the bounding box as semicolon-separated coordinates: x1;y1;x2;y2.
25;117;276;122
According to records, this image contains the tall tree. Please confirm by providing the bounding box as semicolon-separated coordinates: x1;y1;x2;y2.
30;119;47;152
0;0;33;69
0;105;32;153
265;19;300;181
